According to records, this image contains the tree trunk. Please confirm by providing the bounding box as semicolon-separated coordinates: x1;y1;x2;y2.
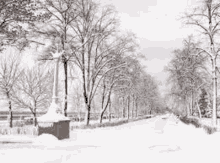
100;111;104;124
9;100;13;128
149;106;152;115
99;98;111;124
212;58;217;127
63;60;68;117
189;102;191;116
185;97;190;117
85;105;91;126
127;96;130;119
33;112;37;126
191;91;193;116
122;97;125;118
78;110;82;122
117;97;120;119
109;99;111;122
7;93;13;128
196;100;202;119
135;99;138;118
33;102;37;126
145;103;147;115
117;98;120;119
132;94;135;119
82;38;88;124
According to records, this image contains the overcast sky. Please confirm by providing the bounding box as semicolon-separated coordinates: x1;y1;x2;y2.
102;0;201;95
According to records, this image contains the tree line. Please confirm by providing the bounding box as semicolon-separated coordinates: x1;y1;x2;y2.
165;0;220;127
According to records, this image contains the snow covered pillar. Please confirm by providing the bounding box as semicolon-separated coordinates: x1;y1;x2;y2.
37;46;70;140
52;54;59;104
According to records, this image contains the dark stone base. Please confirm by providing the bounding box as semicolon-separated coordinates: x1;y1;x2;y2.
38;120;70;140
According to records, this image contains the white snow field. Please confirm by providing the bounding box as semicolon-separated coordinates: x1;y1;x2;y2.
0;114;220;163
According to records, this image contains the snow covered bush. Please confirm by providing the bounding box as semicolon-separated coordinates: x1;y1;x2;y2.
202;125;217;134
180;116;217;134
13;120;25;127
180;116;201;128
0;126;38;135
0;128;10;135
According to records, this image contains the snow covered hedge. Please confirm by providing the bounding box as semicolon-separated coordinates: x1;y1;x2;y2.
70;115;153;130
180;116;201;128
0;126;38;135
180;116;217;134
0;115;153;135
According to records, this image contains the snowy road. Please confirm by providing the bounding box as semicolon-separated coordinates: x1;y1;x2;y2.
0;115;220;163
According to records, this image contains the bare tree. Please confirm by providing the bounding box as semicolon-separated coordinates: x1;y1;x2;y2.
12;65;53;126
182;0;220;126
69;66;84;121
0;51;22;127
165;36;210;117
99;68;130;123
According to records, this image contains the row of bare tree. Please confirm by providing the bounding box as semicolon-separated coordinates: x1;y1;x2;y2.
166;0;220;127
0;0;165;127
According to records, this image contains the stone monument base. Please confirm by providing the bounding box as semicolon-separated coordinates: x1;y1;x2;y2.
38;120;70;140
37;103;70;140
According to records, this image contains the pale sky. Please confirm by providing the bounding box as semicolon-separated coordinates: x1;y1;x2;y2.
102;0;201;95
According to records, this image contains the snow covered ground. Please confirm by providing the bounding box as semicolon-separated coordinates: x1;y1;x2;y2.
0;114;220;163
